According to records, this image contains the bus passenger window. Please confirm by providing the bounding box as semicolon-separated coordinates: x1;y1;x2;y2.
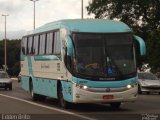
33;35;39;55
28;36;33;55
46;32;54;54
39;34;46;55
54;31;61;55
21;37;27;55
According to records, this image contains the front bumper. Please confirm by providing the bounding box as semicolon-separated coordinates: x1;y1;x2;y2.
0;82;12;88
72;84;138;103
141;86;160;93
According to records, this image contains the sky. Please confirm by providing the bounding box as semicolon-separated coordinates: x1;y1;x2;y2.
0;0;94;40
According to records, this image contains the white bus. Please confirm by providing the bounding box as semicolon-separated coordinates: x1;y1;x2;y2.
20;19;146;109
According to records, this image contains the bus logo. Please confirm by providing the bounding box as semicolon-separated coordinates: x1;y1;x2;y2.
105;88;111;92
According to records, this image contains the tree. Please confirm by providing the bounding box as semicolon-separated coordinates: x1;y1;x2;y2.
147;30;160;72
0;39;21;76
87;0;160;72
0;41;4;67
87;0;160;28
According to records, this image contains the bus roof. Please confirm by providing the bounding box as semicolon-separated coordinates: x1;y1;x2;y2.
27;19;132;35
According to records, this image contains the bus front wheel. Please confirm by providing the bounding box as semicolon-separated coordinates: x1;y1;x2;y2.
110;102;121;110
58;85;70;109
30;80;39;101
138;85;142;94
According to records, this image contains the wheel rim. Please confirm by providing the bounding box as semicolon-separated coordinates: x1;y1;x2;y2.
31;89;34;98
30;82;34;98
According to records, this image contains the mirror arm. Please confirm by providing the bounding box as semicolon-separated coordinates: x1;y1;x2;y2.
134;35;146;56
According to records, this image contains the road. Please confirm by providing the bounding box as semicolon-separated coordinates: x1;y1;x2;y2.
0;81;160;120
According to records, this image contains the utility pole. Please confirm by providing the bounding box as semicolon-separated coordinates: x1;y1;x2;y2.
30;0;39;29
82;0;84;19
2;14;9;72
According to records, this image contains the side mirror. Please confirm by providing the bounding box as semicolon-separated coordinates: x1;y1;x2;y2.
134;35;146;56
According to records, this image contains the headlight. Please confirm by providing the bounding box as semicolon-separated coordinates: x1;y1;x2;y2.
127;84;132;89
76;84;88;90
126;83;137;89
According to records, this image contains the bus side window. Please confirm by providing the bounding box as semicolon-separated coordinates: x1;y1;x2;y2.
54;31;61;56
21;37;27;55
33;35;39;55
31;36;34;55
26;37;29;55
46;32;54;54
28;36;33;55
39;34;46;55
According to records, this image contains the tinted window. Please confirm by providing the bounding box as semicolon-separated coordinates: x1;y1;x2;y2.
33;35;39;55
138;73;159;80
39;34;46;55
73;33;136;79
46;32;54;54
21;37;27;55
54;31;61;55
28;36;33;54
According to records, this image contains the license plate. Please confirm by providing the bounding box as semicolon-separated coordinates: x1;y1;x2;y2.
103;95;114;99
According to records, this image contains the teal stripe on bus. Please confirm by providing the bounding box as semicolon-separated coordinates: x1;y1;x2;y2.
61;80;73;102
33;77;58;98
21;75;59;99
72;76;137;88
34;55;60;61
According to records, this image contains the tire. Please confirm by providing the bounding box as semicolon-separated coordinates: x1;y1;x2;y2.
110;102;121;110
146;92;150;95
30;81;39;101
9;83;12;91
138;85;142;94
4;87;7;90
38;95;46;101
58;84;70;109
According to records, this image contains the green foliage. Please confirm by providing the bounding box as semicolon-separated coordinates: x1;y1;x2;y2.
87;0;160;29
0;39;21;76
87;0;160;72
147;30;160;72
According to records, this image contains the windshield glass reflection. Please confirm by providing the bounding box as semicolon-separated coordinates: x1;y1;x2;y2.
73;33;136;79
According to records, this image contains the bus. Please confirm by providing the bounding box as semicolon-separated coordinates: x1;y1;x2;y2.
20;19;146;109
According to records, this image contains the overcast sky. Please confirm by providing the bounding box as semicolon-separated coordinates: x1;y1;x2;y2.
0;0;94;40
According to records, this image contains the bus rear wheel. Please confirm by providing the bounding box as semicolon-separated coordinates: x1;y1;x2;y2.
30;80;39;101
58;85;70;109
110;102;121;110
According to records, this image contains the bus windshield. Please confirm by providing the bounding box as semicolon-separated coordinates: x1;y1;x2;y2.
72;33;136;80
